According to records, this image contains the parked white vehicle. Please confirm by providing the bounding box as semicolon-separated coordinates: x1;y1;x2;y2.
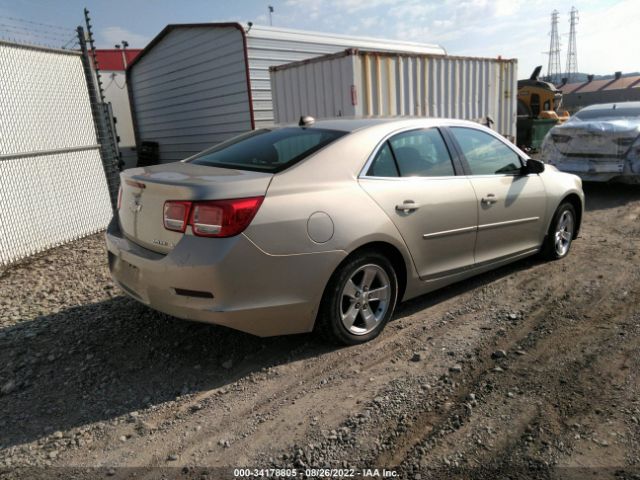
541;102;640;182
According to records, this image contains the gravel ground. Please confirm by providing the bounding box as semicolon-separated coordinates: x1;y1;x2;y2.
1;182;639;479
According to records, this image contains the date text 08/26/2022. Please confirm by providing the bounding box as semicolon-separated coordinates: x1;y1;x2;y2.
233;468;399;478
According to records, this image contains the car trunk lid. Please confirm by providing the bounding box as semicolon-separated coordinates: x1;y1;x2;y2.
118;162;272;254
551;120;640;158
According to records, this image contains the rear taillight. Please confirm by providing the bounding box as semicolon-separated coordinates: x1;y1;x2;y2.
117;186;122;210
191;197;264;237
163;201;191;232
163;197;264;238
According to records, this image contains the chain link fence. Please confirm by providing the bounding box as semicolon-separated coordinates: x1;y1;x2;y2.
0;38;120;266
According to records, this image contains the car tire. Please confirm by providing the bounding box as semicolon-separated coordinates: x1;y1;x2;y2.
540;202;577;260
316;251;398;345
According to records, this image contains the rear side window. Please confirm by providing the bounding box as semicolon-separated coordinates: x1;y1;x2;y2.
391;129;455;177
450;127;522;175
189;127;347;173
367;143;399;177
367;128;455;178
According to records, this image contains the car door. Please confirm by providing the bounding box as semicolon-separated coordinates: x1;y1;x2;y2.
446;126;547;265
359;128;478;281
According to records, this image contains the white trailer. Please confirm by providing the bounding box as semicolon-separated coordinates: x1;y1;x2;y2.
127;23;445;163
270;49;518;140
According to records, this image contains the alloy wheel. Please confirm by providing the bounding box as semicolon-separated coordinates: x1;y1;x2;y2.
339;264;391;335
554;210;574;257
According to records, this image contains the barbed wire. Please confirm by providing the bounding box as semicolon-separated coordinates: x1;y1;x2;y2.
0;15;78;50
0;23;71;42
61;35;79;49
0;14;71;33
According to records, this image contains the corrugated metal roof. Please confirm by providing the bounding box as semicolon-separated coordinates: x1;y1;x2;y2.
560;74;640;94
94;49;142;71
128;22;445;71
246;24;445;55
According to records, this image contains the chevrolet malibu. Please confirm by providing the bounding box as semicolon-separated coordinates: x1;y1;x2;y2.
106;118;584;345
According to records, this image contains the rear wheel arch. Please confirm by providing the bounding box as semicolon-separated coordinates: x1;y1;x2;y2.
314;241;406;344
343;241;408;301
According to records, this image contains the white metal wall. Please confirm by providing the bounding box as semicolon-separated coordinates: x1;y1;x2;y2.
246;25;445;129
128;24;446;162
102;70;138;169
0;41;112;266
270;53;356;122
128;26;252;163
271;51;518;139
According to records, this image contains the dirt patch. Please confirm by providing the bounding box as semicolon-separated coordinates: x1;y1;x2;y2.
1;183;639;478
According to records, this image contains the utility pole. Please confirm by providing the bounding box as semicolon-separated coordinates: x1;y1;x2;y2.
114;40;129;69
546;10;561;84
565;6;579;83
121;40;129;69
268;5;274;26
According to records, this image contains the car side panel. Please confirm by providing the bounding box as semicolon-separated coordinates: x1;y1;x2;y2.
469;174;548;264
359;176;478;281
243;176;422;301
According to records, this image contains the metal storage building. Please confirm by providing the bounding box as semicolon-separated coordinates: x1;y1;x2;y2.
559;72;640;113
126;23;446;163
270;49;518;140
94;49;142;168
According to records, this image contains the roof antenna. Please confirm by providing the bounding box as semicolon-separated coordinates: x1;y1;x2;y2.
245;22;253;34
299;115;315;127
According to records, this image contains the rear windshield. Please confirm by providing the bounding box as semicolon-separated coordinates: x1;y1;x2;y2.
573;106;640;121
188;127;347;173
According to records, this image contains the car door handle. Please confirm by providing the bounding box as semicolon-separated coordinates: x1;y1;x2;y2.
481;194;497;205
395;200;421;212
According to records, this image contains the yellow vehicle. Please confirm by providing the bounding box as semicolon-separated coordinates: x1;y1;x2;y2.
517;66;569;151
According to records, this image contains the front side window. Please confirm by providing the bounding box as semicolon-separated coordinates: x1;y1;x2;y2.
450;127;522;175
189;127;347;173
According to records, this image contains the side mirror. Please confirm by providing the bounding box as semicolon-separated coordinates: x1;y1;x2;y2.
524;158;545;175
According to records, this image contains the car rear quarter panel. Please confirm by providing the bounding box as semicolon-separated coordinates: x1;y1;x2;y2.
242;127;420;300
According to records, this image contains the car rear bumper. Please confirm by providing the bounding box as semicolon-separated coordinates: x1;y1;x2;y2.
547;157;638;182
105;218;346;336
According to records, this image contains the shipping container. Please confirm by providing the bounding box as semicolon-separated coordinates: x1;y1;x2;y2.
270;49;518;140
126;23;445;163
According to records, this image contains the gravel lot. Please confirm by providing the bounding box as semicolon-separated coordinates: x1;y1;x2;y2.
1;182;639;479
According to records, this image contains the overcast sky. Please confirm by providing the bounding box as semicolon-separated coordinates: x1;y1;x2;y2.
0;0;637;78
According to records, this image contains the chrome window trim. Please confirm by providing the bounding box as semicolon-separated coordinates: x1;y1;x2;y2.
359;175;464;181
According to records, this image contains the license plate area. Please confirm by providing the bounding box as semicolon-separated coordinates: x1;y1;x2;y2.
118;258;140;288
